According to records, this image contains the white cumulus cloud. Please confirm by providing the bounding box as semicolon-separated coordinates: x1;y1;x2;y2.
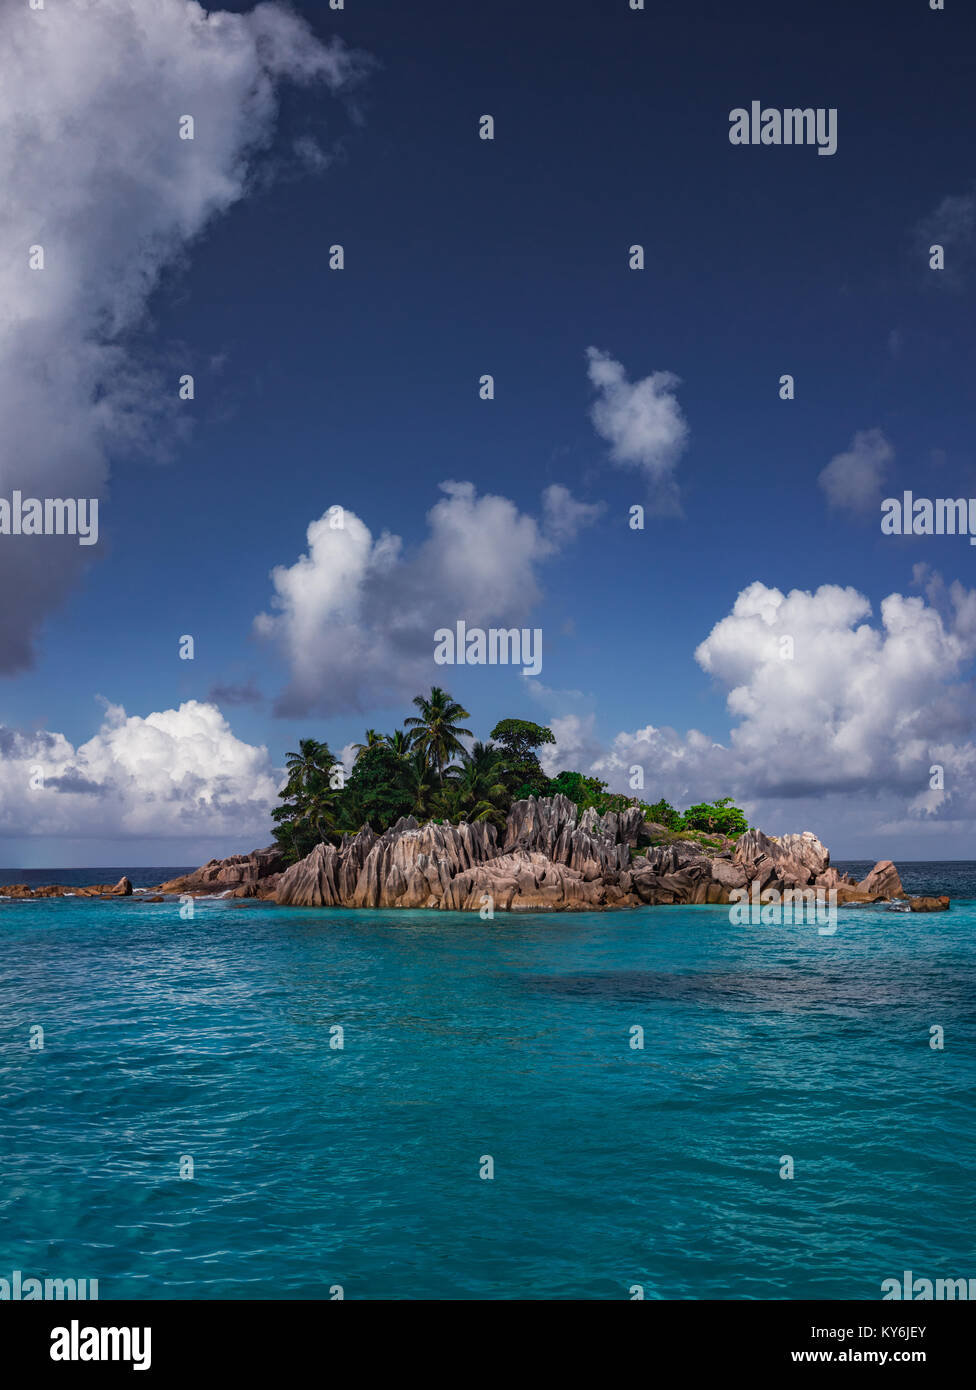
0;700;280;842
0;0;365;672
255;481;602;716
540;577;976;853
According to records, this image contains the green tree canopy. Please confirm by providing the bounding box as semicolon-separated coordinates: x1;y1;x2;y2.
678;797;749;837
270;694;750;862
383;729;413;758
488;718;555;798
644;798;681;830
344;743;414;831
545;770;609;810
352;729;384;761
405;686;473;784
441;741;511;829
274;738;340;861
284;738;335;796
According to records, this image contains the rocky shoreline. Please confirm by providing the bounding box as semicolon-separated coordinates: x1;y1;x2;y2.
1;796;950;912
148;795;948;913
0;875;133;900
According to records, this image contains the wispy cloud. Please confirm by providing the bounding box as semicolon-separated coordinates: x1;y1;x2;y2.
818;428;893;513
585;347;689;513
916;184;976;289
207;679;264;708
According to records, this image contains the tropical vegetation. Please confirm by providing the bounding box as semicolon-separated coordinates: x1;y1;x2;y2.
270;686;750;863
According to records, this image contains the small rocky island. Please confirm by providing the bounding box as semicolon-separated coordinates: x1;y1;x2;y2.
151;795;949;913
0;876;133;900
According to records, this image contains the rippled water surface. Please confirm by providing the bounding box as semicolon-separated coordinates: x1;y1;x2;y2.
1;870;974;1299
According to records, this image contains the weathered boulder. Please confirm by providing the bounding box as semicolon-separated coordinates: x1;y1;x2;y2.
708;858;749;891
504;793;578;856
636;821;670;845
158;846;285;895
834;884;884;905
857;860;904;899
275;843;342;908
615;805;647;846
734;828;781;868
230;873;282;900
338;824;380;900
642;843;712;879
631;868;695;905
443;850;605;911
814;867;848;890
1;879;136;899
907;895;950;912
734;828;831;888
774;831;831;879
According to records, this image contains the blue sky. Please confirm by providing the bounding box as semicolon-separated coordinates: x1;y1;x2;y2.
2;0;976;866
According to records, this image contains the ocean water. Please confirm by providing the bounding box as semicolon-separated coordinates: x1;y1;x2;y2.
1;865;974;1300
0;867;194;890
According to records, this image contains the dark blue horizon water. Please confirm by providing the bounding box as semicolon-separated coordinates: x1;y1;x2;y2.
1;864;974;1300
0;868;195;890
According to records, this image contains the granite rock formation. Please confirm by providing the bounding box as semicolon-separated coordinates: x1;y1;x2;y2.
158;847;285;899
8;798;946;913
856;860;904;899
161;795;943;914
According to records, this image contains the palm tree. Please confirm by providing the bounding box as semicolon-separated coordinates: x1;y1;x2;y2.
442;741;510;827
402;747;436;819
352;728;383;762
300;788;340;842
277;738;338;861
383;729;413;758
404;687;472;785
284;738;334;795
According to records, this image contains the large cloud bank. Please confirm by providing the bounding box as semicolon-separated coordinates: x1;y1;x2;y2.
0;0;363;671
544;577;976;849
0;699;280;843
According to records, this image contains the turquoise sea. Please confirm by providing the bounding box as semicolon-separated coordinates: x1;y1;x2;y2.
1;862;974;1300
